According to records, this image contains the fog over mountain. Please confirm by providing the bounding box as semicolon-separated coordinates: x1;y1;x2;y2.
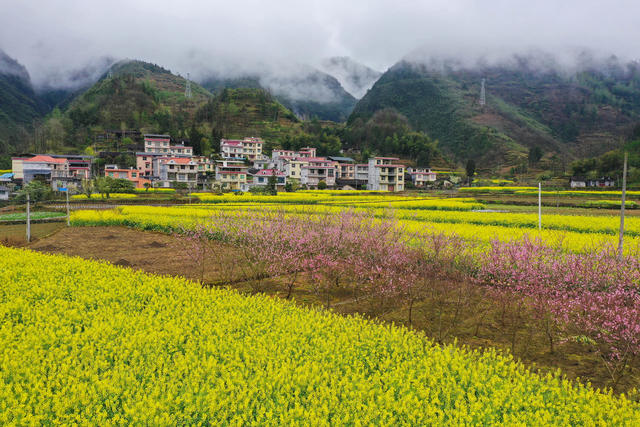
1;0;638;92
319;57;381;99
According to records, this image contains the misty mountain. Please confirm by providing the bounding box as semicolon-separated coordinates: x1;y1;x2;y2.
199;67;356;122
0;50;46;158
319;57;382;99
35;56;116;110
37;59;213;151
349;53;640;168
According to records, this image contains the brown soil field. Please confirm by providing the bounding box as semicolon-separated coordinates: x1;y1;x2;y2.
0;222;66;245
21;225;640;395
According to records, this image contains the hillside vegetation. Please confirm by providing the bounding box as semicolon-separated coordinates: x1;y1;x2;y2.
0;50;46;166
349;56;640;170
37;60;211;152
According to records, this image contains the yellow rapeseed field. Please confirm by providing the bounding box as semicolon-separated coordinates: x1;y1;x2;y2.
1;246;638;424
71;204;640;253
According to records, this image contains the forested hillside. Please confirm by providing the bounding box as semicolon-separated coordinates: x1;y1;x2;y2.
0;50;46;166
349;55;640;170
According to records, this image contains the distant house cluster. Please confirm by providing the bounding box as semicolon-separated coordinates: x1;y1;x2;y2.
4;134;438;195
218;141;437;192
569;176;616;188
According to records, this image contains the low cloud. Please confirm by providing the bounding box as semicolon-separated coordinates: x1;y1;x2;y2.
0;0;638;89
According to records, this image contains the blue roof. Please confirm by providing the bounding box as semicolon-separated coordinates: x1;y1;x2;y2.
0;173;14;179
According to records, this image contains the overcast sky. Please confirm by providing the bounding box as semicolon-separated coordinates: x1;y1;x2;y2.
1;0;638;87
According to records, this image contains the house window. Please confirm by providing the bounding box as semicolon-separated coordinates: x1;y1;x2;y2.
132;172;137;178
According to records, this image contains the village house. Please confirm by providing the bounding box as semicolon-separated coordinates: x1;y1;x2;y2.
215;160;249;191
104;165;151;189
570;176;616;188
0;186;9;201
153;157;198;188
14;155;68;187
355;164;369;183
220;137;264;161
301;158;337;188
407;167;437;187
192;156;216;174
144;134;193;156
368;157;405;192
283;158;308;181
328;156;356;180
136;152;165;177
253;157;271;170
251;169;287;187
12;154;93;187
297;147;317;158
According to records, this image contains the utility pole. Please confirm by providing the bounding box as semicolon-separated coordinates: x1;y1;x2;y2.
185;72;192;99
66;188;70;226
618;151;628;260
538;182;542;231
26;193;31;243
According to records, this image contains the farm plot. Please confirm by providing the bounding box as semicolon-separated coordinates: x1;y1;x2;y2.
1;246;639;424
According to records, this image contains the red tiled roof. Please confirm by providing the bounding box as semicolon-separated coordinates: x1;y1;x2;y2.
163;157;193;165
25;155;67;164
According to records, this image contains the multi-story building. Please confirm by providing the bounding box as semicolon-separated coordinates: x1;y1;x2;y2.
407;167;437;187
20;155;68;184
215;160;249;190
153;157;198;187
62;155;92;180
220;137;264;161
283;158;308;181
272;149;298;159
355;164;369;183
12;154;92;182
367;157;405;192
144;134;171;153
104;165;151;189
327;157;356;180
144;134;193;156
193;156;216;174
136;152;165;177
297;147;317;158
301;158;337;188
253;157;271;170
